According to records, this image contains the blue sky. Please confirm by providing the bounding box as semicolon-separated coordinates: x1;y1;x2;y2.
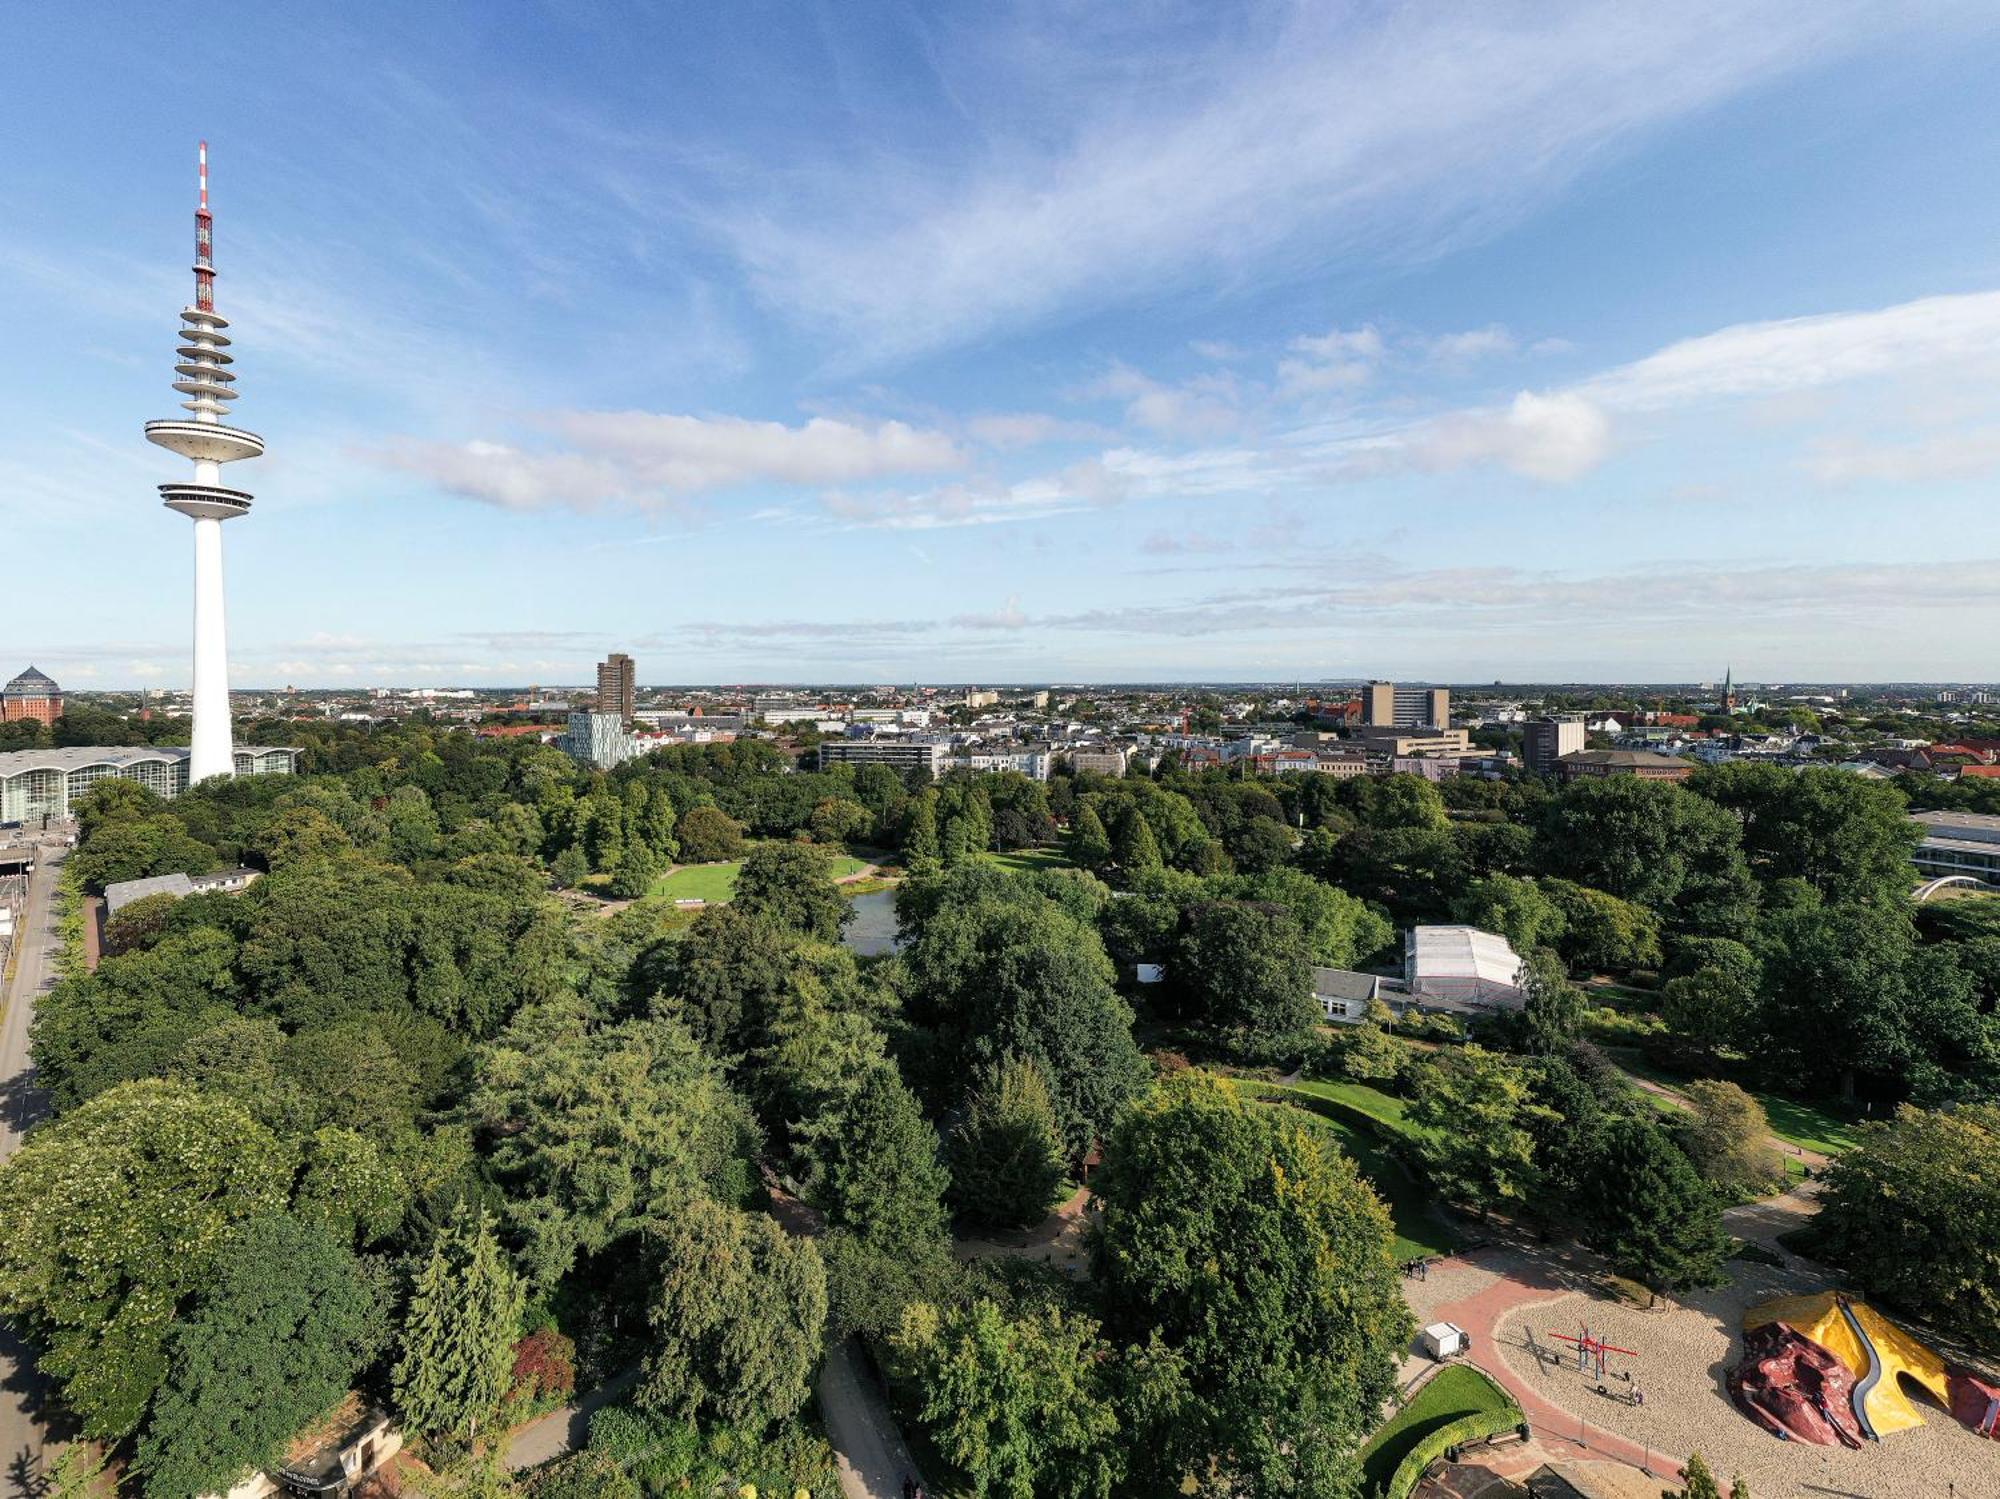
9;2;2000;688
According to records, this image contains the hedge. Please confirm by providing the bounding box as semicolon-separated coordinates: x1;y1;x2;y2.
1380;1406;1526;1499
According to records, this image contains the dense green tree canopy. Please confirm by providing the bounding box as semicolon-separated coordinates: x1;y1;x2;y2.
136;1214;387;1499
893;1299;1123;1499
1815;1103;2000;1346
1167;899;1317;1061
1534;777;1754;933
638;1198;827;1428
1693;763;1920;905
1408;1046;1550;1215
733;840;852;941
1091;1075;1409;1498
0;1080;292;1438
1577;1118;1729;1293
898;874;1146;1159
471;1005;760;1283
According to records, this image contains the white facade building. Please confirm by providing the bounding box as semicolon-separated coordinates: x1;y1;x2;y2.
560;711;642;769
0;746;297;824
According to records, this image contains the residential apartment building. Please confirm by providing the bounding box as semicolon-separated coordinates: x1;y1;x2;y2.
1362;681;1451;730
595;653;636;723
961;747;1053;780
1524;714;1586;776
1248;747;1370;777
1066;745;1131;776
817;739;951;776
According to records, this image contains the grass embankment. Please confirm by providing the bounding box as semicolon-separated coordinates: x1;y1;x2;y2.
981;846;1075;874
1229;1077;1456;1261
1359;1364;1519;1499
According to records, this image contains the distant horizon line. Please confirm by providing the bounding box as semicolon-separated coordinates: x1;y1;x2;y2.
40;678;1999;696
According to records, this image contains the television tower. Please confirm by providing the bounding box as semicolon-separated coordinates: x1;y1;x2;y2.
145;142;263;783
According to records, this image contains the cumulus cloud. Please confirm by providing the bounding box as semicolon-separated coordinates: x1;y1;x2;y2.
1405;391;1613;481
372;412;964;511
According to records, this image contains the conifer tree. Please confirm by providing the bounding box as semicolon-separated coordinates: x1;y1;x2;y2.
947;1055;1068;1230
1677;1452;1722;1499
392;1205;523;1441
904;790;943;869
1066;803;1113;871
1112;806;1162;873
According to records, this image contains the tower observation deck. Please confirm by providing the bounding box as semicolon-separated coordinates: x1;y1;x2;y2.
145;141;262;783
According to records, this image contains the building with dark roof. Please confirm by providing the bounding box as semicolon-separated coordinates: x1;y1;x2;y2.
1556;748;1694;783
2;667;61;725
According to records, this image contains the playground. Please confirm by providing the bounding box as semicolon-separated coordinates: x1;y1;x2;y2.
1482;1261;2000;1498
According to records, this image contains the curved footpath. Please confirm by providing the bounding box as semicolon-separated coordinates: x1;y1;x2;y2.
1412;1242;1677;1484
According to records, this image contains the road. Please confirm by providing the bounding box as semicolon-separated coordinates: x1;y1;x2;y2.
0;842;60;1494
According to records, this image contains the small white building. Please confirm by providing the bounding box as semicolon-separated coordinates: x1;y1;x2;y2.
1313;967;1389;1023
1404;925;1526;1014
1420;1321;1470;1359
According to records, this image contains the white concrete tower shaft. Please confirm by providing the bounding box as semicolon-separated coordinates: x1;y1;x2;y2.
145;141;264;784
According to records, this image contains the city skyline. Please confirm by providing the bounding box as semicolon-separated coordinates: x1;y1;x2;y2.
10;5;2000;686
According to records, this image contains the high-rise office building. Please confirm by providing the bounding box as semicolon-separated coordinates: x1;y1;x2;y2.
596;653;636;723
1524;715;1586;776
1361;681;1450;730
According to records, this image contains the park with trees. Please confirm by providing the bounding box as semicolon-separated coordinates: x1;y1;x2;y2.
1;711;1996;1498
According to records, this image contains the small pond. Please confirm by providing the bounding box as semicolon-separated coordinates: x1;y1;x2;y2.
842;888;903;957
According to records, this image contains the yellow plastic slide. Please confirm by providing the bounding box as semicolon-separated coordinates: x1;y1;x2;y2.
1744;1293;1951;1438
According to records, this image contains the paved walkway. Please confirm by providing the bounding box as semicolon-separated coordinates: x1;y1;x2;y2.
818;1339;923;1499
1422;1241;1681;1486
500;1368;639;1471
0;844;62;1494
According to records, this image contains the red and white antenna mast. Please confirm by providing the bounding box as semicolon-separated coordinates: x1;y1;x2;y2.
194;140;214;312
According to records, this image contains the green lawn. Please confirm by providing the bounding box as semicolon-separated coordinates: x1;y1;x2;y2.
1359;1364;1519;1499
649;848;868;903
651;860;744;901
1754;1091;1865;1156
981;846;1075;874
1604;1047;1863;1156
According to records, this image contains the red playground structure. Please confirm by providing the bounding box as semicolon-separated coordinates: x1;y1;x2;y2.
1549;1326;1639;1381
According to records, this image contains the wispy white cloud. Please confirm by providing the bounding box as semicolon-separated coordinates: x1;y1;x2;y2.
1807;428;2000;484
701;4;1915;360
1582;290;2000;412
371;412;964;512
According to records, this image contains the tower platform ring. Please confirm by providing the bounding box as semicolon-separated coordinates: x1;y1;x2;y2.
145;420;264;463
159;481;254;520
